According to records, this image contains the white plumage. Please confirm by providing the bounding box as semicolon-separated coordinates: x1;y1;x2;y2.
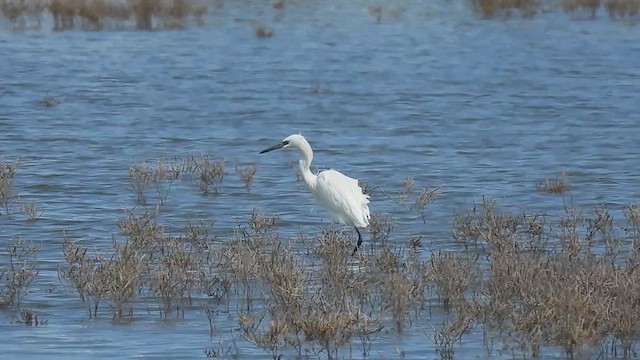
260;134;370;254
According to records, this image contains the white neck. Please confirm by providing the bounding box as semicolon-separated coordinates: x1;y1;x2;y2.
296;141;317;191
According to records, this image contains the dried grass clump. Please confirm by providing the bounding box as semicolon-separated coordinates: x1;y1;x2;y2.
252;21;274;38
412;185;443;224
117;211;165;249
624;204;640;247
60;234;148;319
20;309;48;326
151;157;184;204
19;198;43;221
247;209;277;234
449;199;640;358
238;241;306;358
152;236;200;318
60;238;107;317
430;252;477;313
38;95;61;107
103;239;148;318
376;247;426;332
537;169;570;194
190;154;225;195
562;0;601;18
605;0;640;19
236;164;257;191
0;0;208;31
62;212;219;319
368;212;395;248
0;159;18;215
472;0;541;18
0;238;38;309
294;292;361;359
431;309;473;360
222;222;271;311
1;0;47;27
129;157;185;204
224;219;395;358
128;160;153;203
391;176;442;223
61;213;164;318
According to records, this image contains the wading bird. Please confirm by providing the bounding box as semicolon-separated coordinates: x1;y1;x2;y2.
259;134;371;255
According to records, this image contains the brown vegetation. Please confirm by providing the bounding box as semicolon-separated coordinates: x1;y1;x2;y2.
38;95;61;107
562;0;602;18
20;308;48;325
6;152;640;358
0;238;38;309
605;0;640;19
0;0;208;31
236;164;257;191
537;169;570;194
472;0;640;20
472;0;541;18
191;154;225;195
252;21;274;38
129;155;230;204
0;159;18;215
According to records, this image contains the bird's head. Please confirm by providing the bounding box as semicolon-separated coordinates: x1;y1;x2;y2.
259;134;309;154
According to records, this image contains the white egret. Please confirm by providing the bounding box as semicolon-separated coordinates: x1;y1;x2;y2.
259;134;371;255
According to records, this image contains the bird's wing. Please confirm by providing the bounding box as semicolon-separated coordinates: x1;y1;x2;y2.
314;169;370;228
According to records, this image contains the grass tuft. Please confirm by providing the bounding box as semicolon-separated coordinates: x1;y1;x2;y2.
0;238;38;309
537;169;570;194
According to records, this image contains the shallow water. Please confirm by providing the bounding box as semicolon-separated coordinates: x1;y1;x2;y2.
1;1;639;359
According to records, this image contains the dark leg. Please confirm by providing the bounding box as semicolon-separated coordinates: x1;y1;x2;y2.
352;227;363;256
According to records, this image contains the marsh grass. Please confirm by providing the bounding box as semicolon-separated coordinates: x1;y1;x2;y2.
605;0;640;19
412;185;443;224
235;164;257;191
0;238;38;309
272;0;285;10
472;0;639;20
0;0;209;31
449;198;640;358
190;154;225;195
562;0;602;18
368;211;395;248
430;252;477;313
369;4;383;23
472;0;541;18
22;159;640;358
38;94;61;107
19;197;43;221
537;169;570;194
60;237;104;317
431;308;473;360
252;21;274;38
151;157;183;204
129;157;187;204
128;161;153;203
388;176;442;222
153;236;200;318
2;0;640;30
20;308;48;326
0;159;18;215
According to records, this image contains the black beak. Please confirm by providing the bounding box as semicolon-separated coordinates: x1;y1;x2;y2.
259;142;285;154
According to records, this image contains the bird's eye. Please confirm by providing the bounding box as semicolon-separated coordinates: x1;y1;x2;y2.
283;140;289;146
